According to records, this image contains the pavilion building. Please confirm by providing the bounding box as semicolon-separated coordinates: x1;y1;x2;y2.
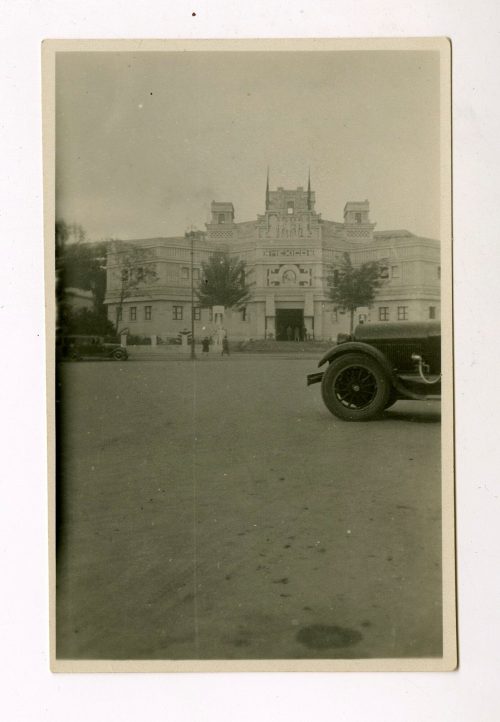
104;178;440;341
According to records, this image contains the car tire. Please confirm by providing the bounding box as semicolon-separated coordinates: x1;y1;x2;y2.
321;353;391;421
112;348;126;361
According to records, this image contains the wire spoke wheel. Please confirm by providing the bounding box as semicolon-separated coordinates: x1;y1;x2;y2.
335;366;378;409
321;353;391;421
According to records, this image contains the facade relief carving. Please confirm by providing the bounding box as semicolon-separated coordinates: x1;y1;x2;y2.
263;213;316;239
266;263;312;287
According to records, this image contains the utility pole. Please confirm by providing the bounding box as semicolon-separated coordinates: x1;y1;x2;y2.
187;230;196;360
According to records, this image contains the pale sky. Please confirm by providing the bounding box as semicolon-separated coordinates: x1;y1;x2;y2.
56;50;441;241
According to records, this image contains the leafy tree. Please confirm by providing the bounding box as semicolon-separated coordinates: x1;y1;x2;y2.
196;251;252;310
55;220;110;335
327;252;386;333
55;220;70;329
62;241;108;307
109;243;159;333
63;308;116;336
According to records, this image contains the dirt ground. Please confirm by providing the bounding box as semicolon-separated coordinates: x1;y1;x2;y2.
56;356;442;660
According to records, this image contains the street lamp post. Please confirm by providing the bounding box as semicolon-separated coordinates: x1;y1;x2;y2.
188;230;196;360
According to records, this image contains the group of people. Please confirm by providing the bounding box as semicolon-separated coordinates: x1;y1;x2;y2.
201;335;230;356
282;325;309;342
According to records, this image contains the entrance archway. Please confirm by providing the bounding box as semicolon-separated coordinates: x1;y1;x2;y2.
276;309;304;341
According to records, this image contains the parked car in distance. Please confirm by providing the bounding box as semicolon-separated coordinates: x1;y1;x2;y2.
307;322;441;421
57;335;128;362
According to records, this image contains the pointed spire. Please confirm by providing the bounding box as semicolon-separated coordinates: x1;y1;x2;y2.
266;167;270;211
307;168;312;210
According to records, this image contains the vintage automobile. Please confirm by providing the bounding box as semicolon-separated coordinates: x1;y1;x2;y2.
307;321;441;421
57;335;128;362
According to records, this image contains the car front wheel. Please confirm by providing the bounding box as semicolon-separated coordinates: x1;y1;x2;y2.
112;348;127;361
321;353;391;421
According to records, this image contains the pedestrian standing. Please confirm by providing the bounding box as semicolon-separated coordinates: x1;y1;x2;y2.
202;336;210;354
294;326;300;341
221;336;230;356
286;325;293;341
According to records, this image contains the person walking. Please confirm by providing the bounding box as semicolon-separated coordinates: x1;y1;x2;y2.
221;336;230;356
294;326;300;341
202;336;210;354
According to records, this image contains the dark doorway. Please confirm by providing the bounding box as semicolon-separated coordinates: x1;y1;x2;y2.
276;309;304;340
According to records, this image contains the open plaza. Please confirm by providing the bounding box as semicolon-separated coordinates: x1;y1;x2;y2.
56;353;442;660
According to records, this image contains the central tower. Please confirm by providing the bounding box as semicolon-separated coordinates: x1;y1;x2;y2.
256;175;322;241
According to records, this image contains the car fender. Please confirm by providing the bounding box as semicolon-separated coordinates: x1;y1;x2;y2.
317;341;395;380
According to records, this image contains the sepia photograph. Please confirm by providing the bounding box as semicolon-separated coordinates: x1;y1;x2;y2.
45;38;455;671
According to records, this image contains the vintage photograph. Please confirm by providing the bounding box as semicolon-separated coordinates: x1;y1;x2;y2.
46;39;454;670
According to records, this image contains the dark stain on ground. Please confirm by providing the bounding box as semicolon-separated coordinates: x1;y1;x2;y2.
303;606;312;611
318;548;326;553
297;624;363;649
225;575;231;580
279;477;285;481
284;544;291;548
279;593;291;598
361;620;372;628
232;638;250;647
273;577;289;584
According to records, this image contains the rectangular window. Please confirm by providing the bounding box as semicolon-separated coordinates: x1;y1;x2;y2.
208;308;213;322
193;268;200;280
181;267;189;279
379;306;389;321
241;307;247;322
429;306;436;320
144;306;152;320
173;306;183;320
391;265;400;279
193;307;201;321
129;306;137;321
218;213;225;224
355;212;362;224
116;307;122;322
287;201;294;215
397;306;408;321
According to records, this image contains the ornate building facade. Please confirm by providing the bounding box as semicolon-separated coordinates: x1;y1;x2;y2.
104;180;441;341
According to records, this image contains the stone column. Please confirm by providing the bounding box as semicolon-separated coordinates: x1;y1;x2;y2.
255;302;266;338
265;294;275;339
304;292;314;340
313;301;324;341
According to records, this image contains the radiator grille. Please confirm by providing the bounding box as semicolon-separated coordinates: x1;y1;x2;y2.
376;342;423;370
